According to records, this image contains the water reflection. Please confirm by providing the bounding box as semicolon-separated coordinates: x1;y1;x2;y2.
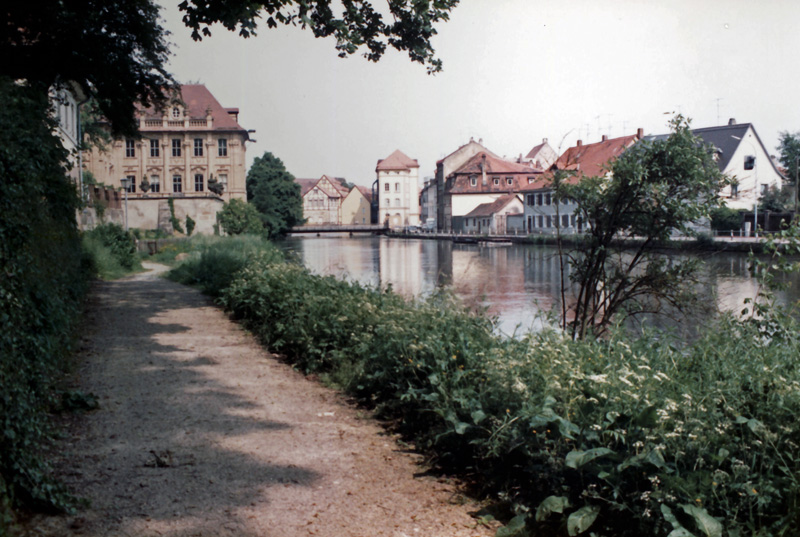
280;235;800;336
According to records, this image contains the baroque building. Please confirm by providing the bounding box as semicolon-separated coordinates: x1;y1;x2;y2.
82;84;250;234
376;149;420;228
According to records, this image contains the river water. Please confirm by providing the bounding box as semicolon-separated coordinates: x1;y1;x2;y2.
280;235;800;336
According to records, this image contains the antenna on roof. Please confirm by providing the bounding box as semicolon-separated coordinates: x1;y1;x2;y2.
714;97;723;125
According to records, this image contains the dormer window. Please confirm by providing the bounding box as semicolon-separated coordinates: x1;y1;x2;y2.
172;107;181;119
470;175;477;187
493;177;500;186
506;176;513;186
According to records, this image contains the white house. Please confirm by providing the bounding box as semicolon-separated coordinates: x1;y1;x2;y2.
645;119;784;211
462;194;524;234
376;149;420;228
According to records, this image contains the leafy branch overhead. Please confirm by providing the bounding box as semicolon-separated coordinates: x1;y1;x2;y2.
178;0;460;73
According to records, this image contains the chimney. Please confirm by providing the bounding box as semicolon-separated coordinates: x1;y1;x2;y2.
728;118;736;125
543;137;548;143
601;134;608;142
577;140;583;147
481;154;487;186
636;127;644;140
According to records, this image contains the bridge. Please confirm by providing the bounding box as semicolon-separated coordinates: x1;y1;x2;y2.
288;224;389;234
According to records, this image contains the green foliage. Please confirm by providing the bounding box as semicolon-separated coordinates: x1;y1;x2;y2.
167;235;282;297
169;237;800;536
759;184;793;212
0;77;90;525
246;152;303;238
185;215;196;236
2;1;174;137
167;198;184;234
778;131;800;187
217;198;264;235
710;206;743;232
82;223;141;279
179;0;459;74
557;116;730;339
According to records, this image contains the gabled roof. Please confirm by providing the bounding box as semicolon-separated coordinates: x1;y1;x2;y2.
376;149;420;172
436;140;498;165
446;153;542;195
643;122;784;177
465;194;521;218
555;134;640;177
296;178;318;197
453;152;540;176
356;185;373;202
137;84;247;134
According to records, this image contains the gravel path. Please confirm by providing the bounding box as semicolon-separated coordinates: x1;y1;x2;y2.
25;263;495;537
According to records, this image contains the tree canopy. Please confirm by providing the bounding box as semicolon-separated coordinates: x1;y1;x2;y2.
557;116;729;339
179;0;459;74
246;152;304;238
2;0;458;137
217;199;264;235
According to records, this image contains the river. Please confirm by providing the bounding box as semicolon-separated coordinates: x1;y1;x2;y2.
280;235;800;336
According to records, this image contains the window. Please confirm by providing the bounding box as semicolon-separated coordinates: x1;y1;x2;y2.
218;174;228;190
562;215;569;228
218;138;228;157
537;193;543;205
526;194;535;206
527;216;533;230
571;215;577;227
506;176;513;186
125;175;135;193
150;175;160;193
384;183;389;191
150;139;159;157
546;216;552;228
744;155;755;170
173;174;182;193
194;173;204;192
395;183;400;192
538;215;543;228
731;184;739;198
545;193;551;205
172;107;181;118
194;138;203;157
394;198;400;207
527;176;535;184
172;139;181;157
493;177;500;186
125;139;135;158
470;176;478;187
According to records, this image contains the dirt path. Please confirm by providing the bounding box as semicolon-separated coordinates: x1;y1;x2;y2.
25;263;495;537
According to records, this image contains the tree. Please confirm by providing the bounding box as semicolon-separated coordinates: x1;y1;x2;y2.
217;199;264;235
778;132;800;187
759;184;792;212
556;116;729;339
179;0;459;74
246;152;304;238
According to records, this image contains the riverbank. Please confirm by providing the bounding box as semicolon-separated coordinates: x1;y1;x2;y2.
21;262;494;537
387;230;773;254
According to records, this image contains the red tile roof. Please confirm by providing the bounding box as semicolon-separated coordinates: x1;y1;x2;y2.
465;194;521;218
554;134;639;177
356;185;374;202
137;84;248;134
446;152;542;194
296;178;319;197
376;149;420;171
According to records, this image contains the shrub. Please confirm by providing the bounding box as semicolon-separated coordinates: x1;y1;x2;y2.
83;223;139;273
169;237;800;537
217;198;263;235
185;215;195;236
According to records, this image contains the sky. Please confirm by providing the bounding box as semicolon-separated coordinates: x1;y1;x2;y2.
161;0;800;187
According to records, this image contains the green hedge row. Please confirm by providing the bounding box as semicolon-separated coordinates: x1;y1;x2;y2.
172;239;800;537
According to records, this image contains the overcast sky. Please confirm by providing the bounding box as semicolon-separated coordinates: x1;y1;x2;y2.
162;0;800;187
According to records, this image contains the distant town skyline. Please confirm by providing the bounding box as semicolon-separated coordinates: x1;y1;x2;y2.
163;0;800;187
